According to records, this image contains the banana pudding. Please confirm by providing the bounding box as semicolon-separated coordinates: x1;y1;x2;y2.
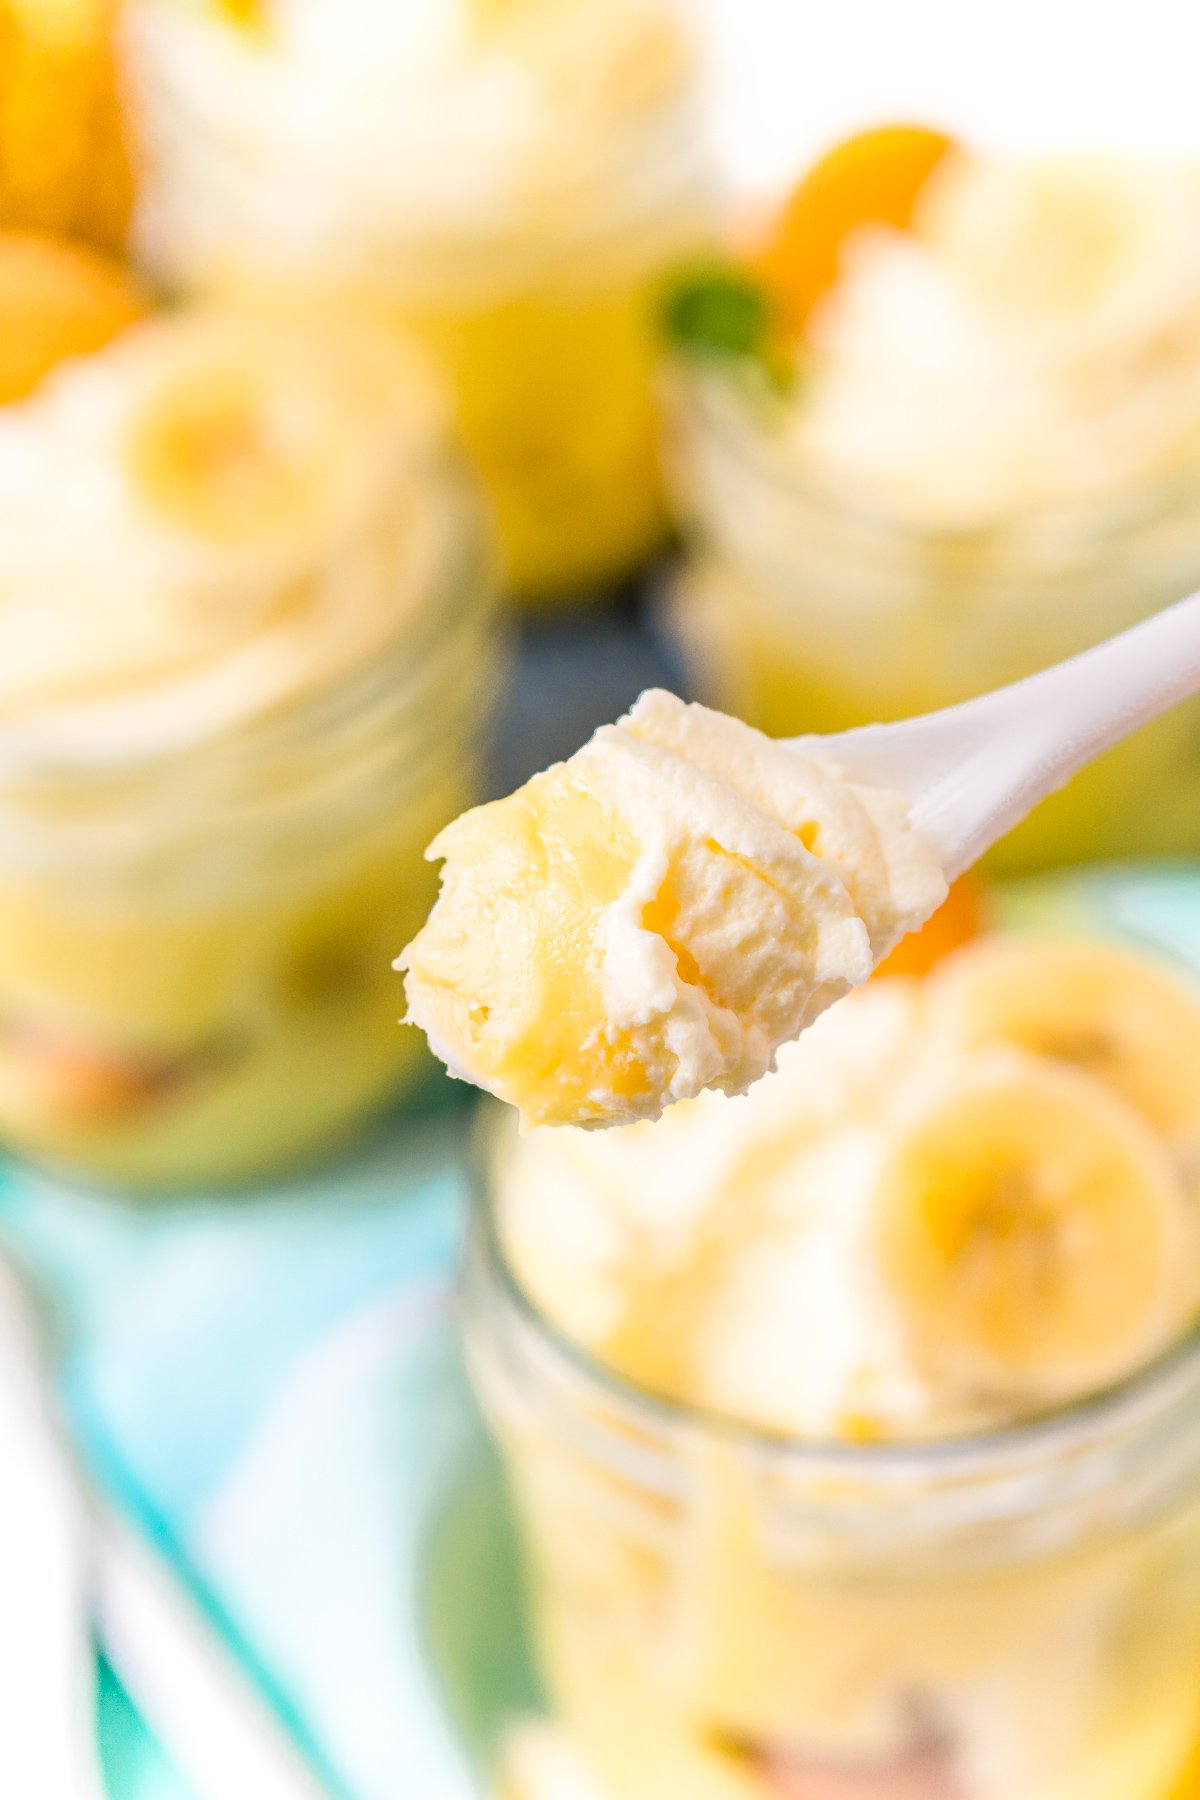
467;933;1200;1800
399;690;946;1128
122;0;714;600
0;304;500;1189
667;132;1200;870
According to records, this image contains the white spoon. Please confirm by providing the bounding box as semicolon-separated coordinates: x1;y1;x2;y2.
403;585;1200;1128
0;1254;329;1800
786;586;1200;878
0;1260;101;1800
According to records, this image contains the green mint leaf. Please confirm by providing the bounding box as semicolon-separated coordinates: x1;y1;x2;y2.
662;265;774;362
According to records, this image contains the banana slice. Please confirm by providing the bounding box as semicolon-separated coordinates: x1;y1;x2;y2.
120;311;440;549
927;936;1200;1143
874;1056;1196;1404
127;363;336;547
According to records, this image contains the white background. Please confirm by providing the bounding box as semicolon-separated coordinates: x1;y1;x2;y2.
700;0;1200;196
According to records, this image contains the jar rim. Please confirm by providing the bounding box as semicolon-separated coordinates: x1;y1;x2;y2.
675;365;1200;554
469;1117;1200;1483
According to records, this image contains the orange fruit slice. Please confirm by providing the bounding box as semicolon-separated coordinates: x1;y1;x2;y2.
755;123;959;334
0;0;132;250
0;231;148;403
875;876;983;979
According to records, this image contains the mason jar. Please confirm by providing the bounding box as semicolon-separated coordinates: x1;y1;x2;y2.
666;372;1200;875
0;314;502;1192
465;1168;1200;1800
121;0;715;603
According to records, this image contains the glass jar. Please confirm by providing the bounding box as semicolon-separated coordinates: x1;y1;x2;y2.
464;1175;1200;1800
0;451;500;1194
666;375;1200;875
121;0;715;603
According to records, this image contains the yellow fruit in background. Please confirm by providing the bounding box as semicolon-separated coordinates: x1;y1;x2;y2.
875;1057;1195;1403
927;936;1200;1142
753;123;958;336
1168;1725;1200;1799
0;231;147;402
0;0;131;249
413;277;671;600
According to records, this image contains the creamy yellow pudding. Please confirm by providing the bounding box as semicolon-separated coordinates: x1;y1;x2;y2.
667;137;1200;870
122;0;714;600
468;935;1200;1800
0;305;500;1189
399;691;946;1128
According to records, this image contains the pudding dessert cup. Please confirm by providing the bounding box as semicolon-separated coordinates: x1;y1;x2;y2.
123;0;715;601
467;939;1200;1799
471;1250;1200;1800
665;135;1200;871
0;307;502;1191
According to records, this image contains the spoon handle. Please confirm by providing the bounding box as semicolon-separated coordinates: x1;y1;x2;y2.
788;587;1200;879
93;1505;332;1800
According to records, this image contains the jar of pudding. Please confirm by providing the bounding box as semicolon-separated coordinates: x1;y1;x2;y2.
0;306;501;1191
468;939;1200;1800
665;138;1200;873
121;0;715;603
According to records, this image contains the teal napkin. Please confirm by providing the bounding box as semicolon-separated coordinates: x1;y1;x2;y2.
0;1104;537;1800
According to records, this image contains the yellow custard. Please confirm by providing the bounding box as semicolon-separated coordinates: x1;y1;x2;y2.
399;691;946;1128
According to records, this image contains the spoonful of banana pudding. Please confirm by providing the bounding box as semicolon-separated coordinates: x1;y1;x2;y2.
399;588;1200;1128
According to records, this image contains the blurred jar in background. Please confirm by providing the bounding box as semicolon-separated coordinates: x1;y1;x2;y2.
468;941;1200;1800
666;136;1200;873
0;0;132;248
121;0;715;604
0;306;500;1191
